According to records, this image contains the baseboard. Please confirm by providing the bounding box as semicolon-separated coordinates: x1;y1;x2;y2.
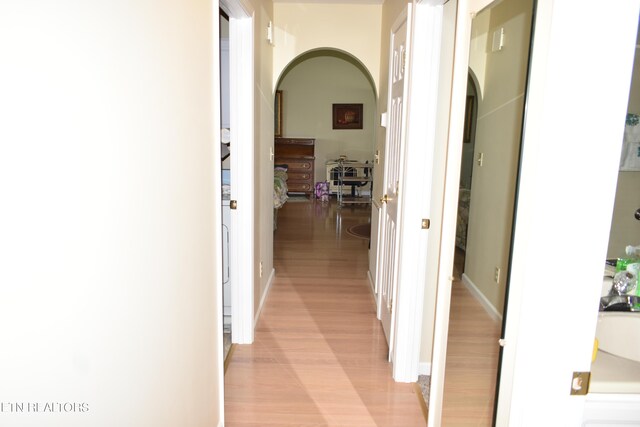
418;362;431;376
254;268;275;329
461;273;503;323
367;270;375;295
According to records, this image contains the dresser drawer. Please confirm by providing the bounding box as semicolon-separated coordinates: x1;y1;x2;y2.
287;182;312;192
286;160;312;171
288;172;312;181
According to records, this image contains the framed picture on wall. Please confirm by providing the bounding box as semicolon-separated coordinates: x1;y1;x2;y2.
332;104;363;130
275;90;283;137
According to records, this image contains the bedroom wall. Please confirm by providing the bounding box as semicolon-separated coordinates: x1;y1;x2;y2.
277;54;377;184
0;0;221;425
463;0;534;316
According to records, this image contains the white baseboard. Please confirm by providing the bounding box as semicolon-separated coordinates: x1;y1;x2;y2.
461;273;503;323
367;270;376;295
418;362;431;376
254;268;275;329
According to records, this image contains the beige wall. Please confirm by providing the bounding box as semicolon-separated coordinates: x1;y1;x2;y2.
0;1;221;425
274;3;382;92
277;55;377;183
249;0;276;316
464;0;533;315
608;44;640;259
608;172;640;258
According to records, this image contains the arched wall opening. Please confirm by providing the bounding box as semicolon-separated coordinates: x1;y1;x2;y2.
275;49;378;185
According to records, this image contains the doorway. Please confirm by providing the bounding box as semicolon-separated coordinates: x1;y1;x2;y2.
453;73;479;281
273;48;378;282
219;9;232;362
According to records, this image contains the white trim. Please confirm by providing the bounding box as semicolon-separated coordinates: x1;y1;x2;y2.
225;3;256;345
254;268;275;329
418;362;431;376
427;0;475;424
461;273;502;323
367;270;375;296
391;1;444;383
212;4;224;426
374;204;386;321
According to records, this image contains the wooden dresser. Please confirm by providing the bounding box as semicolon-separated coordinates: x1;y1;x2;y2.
274;138;315;196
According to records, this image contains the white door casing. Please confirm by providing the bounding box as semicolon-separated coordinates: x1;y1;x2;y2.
377;7;411;361
427;0;490;423
390;0;443;382
221;0;255;346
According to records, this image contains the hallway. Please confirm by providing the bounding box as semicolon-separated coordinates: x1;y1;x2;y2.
224;199;426;426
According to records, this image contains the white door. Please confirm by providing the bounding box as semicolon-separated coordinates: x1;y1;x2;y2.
377;12;410;359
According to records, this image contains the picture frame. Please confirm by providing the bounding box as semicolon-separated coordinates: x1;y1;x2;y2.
275;90;283;137
332;103;363;130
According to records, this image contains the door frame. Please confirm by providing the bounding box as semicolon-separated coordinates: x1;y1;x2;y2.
427;0;640;425
426;0;496;423
375;0;447;383
387;0;445;382
220;0;255;345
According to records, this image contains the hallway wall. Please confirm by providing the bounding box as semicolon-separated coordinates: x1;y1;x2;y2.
464;0;534;316
248;0;277;319
0;1;221;425
273;3;383;92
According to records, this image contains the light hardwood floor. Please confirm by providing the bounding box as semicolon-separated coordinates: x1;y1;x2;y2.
441;251;502;426
224;199;426;426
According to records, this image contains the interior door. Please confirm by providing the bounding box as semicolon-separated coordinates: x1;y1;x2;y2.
377;12;409;359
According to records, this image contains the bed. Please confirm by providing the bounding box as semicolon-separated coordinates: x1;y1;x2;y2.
273;165;288;230
456;188;471;250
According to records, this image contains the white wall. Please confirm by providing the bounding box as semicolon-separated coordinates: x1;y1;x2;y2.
274;3;382;92
498;1;639;423
277;55;377;183
0;1;221;426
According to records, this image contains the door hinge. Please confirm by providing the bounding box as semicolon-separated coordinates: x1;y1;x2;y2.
230;200;238;210
421;219;430;229
570;371;590;395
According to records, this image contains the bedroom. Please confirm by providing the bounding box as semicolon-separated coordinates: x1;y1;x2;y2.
272;49;378;220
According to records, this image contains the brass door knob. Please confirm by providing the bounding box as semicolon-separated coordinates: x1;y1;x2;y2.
380;194;389;204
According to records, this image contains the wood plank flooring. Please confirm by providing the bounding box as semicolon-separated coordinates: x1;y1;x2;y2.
224;199;426;426
441;250;501;426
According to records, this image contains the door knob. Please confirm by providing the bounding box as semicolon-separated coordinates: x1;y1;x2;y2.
380;194;389;204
